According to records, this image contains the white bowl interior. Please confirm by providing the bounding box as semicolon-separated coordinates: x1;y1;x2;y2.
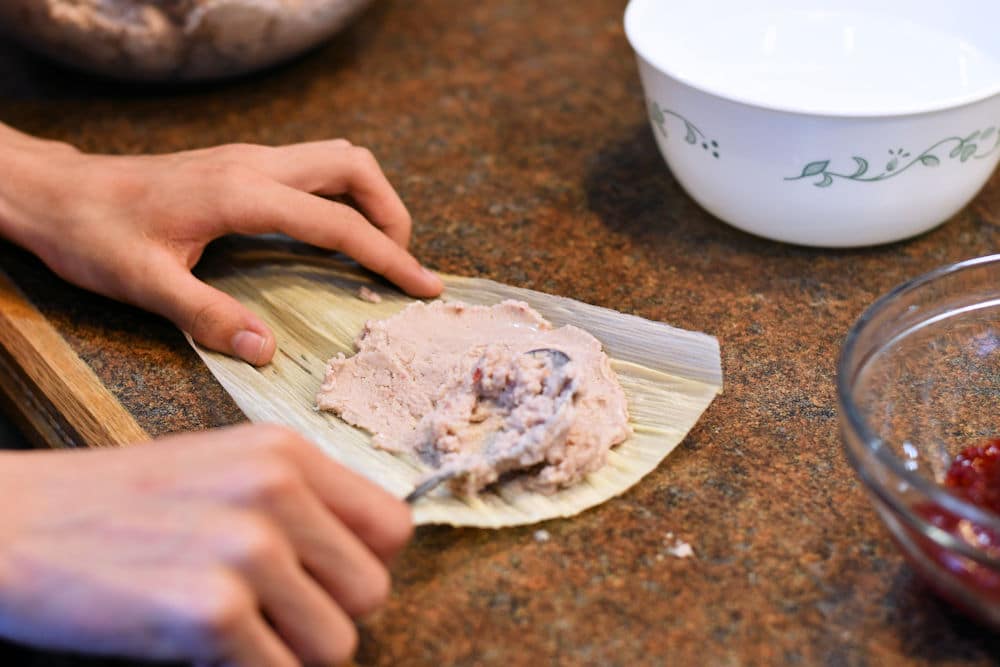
625;0;1000;115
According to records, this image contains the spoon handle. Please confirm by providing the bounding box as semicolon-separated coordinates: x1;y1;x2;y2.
404;469;458;503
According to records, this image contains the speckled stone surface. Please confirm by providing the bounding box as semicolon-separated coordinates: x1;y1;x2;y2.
3;1;1000;664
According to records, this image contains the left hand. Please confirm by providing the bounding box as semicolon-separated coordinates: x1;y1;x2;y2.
0;423;412;665
0;129;443;365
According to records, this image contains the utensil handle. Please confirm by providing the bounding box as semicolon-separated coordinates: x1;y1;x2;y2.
0;268;149;448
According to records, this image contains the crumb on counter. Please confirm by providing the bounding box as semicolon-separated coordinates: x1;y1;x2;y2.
665;537;694;559
357;286;382;303
533;529;551;543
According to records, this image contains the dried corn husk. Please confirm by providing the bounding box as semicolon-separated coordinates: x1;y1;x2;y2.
187;239;722;527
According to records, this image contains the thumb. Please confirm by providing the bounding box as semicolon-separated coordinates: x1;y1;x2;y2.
147;266;277;366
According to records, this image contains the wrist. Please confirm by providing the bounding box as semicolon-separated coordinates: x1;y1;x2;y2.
0;123;78;155
0;125;81;251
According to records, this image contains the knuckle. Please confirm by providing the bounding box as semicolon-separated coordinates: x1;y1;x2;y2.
367;253;395;278
85;163;149;209
185;570;252;644
43;138;81;155
199;159;255;195
216;142;262;159
185;300;225;343
398;209;414;230
250;423;307;456
355;497;414;561
186;302;212;340
185;304;212;340
246;458;302;505
351;564;392;616
379;502;415;553
350;145;379;169
318;216;348;249
230;513;287;570
251;422;297;441
328;624;359;665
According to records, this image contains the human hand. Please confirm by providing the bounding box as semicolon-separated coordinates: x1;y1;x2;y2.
0;125;443;365
0;423;411;665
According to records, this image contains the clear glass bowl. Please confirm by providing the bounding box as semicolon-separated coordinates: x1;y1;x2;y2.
839;254;1000;626
0;0;373;82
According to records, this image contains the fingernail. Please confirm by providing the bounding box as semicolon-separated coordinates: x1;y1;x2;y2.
232;330;267;365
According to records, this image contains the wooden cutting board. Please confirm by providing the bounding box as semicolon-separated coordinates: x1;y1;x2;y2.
0;267;148;449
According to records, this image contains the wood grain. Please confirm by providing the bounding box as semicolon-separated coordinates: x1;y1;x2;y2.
0;267;148;448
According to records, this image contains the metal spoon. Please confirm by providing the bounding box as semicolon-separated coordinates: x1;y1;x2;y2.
405;348;572;503
525;347;570;367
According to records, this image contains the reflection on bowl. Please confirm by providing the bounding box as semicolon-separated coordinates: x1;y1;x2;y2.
0;0;373;82
624;0;1000;247
839;254;1000;626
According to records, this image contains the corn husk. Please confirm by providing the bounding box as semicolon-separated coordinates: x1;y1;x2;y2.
188;240;722;527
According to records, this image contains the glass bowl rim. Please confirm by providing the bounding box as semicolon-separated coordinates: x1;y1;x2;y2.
837;253;1000;565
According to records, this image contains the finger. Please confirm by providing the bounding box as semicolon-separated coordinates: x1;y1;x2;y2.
156;424;413;565
215;608;298;667
139;259;276;366
229;181;442;298
277;432;414;564
223;513;359;665
266;575;358;667
252;468;396;616
245;141;413;249
146;566;296;667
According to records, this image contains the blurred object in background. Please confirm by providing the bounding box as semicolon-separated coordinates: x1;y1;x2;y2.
0;0;375;82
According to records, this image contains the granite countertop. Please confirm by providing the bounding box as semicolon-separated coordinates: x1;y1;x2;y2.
3;0;1000;664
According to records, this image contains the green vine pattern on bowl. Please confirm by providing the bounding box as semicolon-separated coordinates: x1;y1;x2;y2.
648;100;720;158
785;127;1000;188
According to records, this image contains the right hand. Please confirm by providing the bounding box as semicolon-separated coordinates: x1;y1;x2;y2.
0;423;412;666
0;126;444;366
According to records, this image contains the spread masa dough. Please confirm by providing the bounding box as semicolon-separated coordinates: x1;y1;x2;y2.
317;300;631;495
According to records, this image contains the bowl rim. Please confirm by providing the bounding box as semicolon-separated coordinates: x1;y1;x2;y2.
838;253;1000;565
623;0;1000;119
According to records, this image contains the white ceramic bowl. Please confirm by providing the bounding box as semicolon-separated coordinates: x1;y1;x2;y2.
624;0;1000;247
